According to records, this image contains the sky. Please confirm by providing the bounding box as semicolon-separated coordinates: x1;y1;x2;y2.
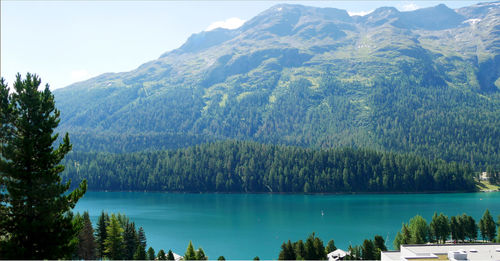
0;1;489;90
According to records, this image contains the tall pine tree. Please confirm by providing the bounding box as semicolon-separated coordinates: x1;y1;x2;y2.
158;249;167;260
362;239;376;261
77;211;96;260
138;226;147;249
0;73;87;259
124;221;138;259
196;248;208;260
479;209;496;241
133;243;147;260
147;247;156;260
104;214;125;260
167;249;175;260
184;241;197;260
0;77;13;255
95;211;110;258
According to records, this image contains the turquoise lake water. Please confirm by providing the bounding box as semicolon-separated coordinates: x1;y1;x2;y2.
74;191;500;259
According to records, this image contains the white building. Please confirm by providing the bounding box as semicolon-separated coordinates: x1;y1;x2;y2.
327;249;349;261
381;243;500;261
172;252;183;261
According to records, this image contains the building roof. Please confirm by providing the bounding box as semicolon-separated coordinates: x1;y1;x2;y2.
327;249;349;261
382;243;500;261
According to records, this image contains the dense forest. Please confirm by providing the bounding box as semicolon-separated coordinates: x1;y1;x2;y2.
61;141;475;193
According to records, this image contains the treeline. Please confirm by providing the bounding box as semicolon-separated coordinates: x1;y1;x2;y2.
278;233;333;260
277;209;500;260
72;211;208;260
73;211;151;260
277;233;387;260
346;236;387;261
61;141;476;193
393;209;500;249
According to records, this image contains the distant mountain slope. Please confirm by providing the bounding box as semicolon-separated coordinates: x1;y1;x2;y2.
54;2;500;169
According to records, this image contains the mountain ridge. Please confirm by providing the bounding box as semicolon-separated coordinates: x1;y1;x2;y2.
54;1;500;169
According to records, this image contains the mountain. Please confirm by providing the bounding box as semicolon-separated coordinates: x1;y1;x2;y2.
54;2;500;169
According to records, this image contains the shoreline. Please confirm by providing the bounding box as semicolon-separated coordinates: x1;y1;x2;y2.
82;189;490;196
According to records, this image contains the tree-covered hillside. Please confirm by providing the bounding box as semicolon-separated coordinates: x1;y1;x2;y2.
61;141;476;193
54;2;500;169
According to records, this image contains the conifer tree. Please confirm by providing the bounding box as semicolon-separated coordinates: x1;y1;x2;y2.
138;226;147;248
147;247;156;260
325;239;337;253
133;243;147;260
429;212;439;243
77;211;96;260
0;78;12;247
157;249;167;260
374;235;387;260
0;73;87;259
402;224;412;244
124;221;138;259
167;249;175;260
95;211;110;258
278;240;295;260
393;232;403;250
305;233;316;260
373;235;387;252
304;232;326;260
313;236;326;260
104;214;125;259
408;215;429;244
117;213;129;228
72;212;84;259
430;213;450;244
464;215;478;241
184;241;197;260
196;247;208;260
394;223;412;249
451;216;459;241
362;239;376;260
479;209;496;241
496;215;500;243
347;245;362;260
286;240;297;260
294;240;306;260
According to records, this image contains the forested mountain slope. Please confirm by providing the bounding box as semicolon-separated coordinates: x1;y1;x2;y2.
54;2;500;169
61;141;476;193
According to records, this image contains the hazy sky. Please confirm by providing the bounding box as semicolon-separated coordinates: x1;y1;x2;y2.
1;1;488;90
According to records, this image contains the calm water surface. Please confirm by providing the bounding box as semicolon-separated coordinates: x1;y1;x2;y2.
74;192;500;259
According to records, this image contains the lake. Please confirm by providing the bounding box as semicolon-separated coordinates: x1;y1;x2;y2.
74;191;500;259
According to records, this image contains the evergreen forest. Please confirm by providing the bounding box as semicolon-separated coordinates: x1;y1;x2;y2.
61;141;476;193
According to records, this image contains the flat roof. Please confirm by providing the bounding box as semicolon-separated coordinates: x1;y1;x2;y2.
382;244;500;261
381;251;402;261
